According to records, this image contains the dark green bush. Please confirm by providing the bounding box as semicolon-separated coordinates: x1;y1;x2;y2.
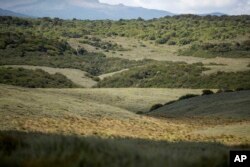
202;90;214;96
155;37;170;44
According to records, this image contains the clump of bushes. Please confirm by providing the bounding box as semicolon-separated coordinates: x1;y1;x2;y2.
202;90;214;96
155;36;170;44
0;67;78;88
79;37;125;51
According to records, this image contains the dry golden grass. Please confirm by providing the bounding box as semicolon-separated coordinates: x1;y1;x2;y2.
2;65;97;88
0;84;249;145
193;122;250;140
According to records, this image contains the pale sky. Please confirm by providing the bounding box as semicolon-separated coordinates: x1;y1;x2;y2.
0;0;250;15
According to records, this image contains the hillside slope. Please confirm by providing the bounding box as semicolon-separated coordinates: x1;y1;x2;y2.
0;8;28;17
148;91;250;119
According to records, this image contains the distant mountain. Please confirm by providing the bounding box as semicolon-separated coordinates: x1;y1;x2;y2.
0;8;29;18
1;0;173;20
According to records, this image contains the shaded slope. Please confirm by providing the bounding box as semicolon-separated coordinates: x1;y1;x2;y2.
0;131;231;167
148;91;250;119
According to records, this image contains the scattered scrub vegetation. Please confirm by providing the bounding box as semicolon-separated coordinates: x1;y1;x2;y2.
80;36;125;52
98;62;250;89
1;15;250;47
179;40;250;58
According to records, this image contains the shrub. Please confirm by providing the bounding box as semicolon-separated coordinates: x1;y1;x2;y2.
155;37;169;44
202;90;214;96
149;104;163;112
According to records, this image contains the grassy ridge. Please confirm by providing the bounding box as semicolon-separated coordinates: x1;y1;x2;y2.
0;131;232;167
0;67;77;88
147;90;250;119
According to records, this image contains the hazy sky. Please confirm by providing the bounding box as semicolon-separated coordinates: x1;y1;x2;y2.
100;0;250;14
0;0;250;14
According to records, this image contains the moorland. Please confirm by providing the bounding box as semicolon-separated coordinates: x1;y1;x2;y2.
0;15;250;167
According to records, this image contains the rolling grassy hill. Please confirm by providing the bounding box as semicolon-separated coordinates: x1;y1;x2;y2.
0;84;250;167
148;91;250;119
0;84;249;145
